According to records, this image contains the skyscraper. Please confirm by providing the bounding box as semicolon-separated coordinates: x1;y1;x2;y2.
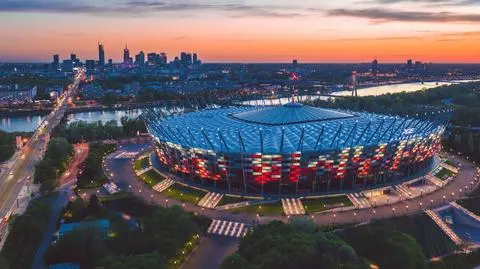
292;59;298;70
123;45;130;65
70;53;79;67
135;51;145;66
193;53;198;65
372;59;378;75
52;54;60;70
159;53;167;64
98;42;105;67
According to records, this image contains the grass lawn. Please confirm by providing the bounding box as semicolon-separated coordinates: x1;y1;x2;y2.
227;201;284;216
163;183;207;204
99;191;131;202
444;159;457;168
216;195;257;206
302;195;353;214
134;156;150;171
434;168;455;181
140;169;165;188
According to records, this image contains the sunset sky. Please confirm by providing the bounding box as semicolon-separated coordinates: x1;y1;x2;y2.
0;0;479;63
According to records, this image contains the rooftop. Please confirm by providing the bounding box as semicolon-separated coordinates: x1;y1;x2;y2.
230;103;354;125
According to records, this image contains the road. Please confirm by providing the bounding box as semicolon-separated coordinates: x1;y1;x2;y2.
58;143;89;186
0;70;84;243
105;145;479;228
181;235;239;269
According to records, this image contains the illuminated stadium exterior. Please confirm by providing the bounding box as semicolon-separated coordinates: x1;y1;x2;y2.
144;103;451;195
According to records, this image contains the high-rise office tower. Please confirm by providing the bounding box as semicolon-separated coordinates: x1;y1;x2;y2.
98;42;105;67
159;53;167;64
135;51;145;66
123;45;130;64
372;59;378;75
147;53;157;66
193;53;198;64
70;53;79;67
292;59;298;70
52;54;60;70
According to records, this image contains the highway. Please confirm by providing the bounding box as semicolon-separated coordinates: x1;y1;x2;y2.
0;70;84;241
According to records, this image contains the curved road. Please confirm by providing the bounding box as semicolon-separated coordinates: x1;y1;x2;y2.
105;144;480;226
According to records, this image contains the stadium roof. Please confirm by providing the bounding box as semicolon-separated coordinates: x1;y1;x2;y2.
145;104;448;154
230;103;354;125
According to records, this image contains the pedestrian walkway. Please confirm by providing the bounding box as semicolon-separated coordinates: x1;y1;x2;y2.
152;179;175;193
207;219;249;238
394;185;414;199
198;192;224;208
450;202;480;223
114;151;139;159
281;198;305;215
425;209;463;246
440;162;459;174
425;174;444;187
347;193;370;208
135;166;152;176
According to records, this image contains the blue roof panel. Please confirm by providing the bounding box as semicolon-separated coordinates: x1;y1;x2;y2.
230;103;354;125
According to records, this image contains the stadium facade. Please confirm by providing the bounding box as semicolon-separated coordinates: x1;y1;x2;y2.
144;103;451;195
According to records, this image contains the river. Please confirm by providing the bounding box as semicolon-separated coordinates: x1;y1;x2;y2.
1;109;145;133
1;80;477;132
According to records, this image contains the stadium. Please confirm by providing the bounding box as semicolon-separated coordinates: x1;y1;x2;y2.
144;102;452;195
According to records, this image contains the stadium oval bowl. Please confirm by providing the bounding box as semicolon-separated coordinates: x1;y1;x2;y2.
144;103;451;195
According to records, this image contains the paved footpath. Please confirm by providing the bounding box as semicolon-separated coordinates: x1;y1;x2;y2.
105;145;479;227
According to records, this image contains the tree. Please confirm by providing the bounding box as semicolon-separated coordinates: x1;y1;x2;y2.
45;137;73;169
34;158;55;184
1;198;51;269
221;253;257;269
40;177;57;194
224;220;369;269
0;255;10;269
44;228;108;268
99;252;166;269
87;194;100;216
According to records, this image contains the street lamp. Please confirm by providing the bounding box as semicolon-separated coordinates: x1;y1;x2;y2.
165;199;169;208
333;214;336;224
419;202;423;209
430;199;434;209
354;211;357;222
405;205;409;214
392;207;395;216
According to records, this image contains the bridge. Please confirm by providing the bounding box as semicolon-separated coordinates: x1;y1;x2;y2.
0;70;85;246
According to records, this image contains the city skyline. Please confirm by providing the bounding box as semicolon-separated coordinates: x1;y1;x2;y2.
0;0;480;63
